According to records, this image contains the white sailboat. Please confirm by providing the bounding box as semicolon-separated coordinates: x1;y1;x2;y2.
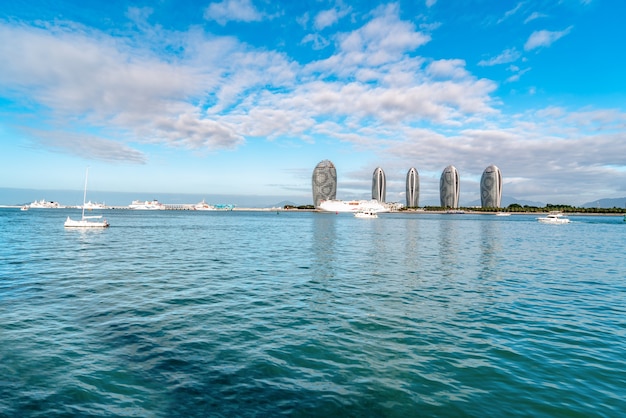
64;168;110;228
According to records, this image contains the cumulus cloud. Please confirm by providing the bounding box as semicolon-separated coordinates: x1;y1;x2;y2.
4;5;621;205
427;59;470;78
204;0;264;25
524;26;573;51
0;3;501;164
308;4;431;74
380;106;626;205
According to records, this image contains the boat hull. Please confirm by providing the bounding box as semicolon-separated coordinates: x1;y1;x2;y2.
537;213;570;224
537;218;570;224
64;217;109;228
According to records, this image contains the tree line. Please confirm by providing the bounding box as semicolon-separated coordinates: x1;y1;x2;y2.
416;203;626;214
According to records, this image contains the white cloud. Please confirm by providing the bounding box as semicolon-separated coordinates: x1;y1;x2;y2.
309;4;431;74
0;4;499;163
3;7;624;205
380;107;626;205
524;26;573;51
524;11;547;24
301;33;330;50
30;130;147;163
314;7;352;31
498;2;524;23
204;0;264;25
314;9;339;30
478;48;521;66
505;66;530;83
426;59;470;79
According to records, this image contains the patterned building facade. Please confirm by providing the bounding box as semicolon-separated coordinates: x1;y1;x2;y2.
406;168;419;207
439;165;460;208
480;165;502;208
312;160;337;208
372;167;386;203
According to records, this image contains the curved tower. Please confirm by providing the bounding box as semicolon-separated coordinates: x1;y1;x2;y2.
480;165;502;208
439;165;460;208
406;167;419;207
372;167;386;203
312;160;337;208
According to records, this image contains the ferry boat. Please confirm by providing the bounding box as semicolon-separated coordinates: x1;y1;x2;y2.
193;200;216;211
29;199;63;209
318;199;389;213
128;199;165;210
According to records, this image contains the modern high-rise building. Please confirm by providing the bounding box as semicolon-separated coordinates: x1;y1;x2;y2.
439;165;460;208
406;167;419;207
480;165;502;208
372;167;386;202
312;160;337;208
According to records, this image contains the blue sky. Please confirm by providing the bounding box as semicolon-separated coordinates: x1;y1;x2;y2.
1;0;625;206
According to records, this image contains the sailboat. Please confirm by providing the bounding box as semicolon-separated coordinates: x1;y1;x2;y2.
64;168;110;228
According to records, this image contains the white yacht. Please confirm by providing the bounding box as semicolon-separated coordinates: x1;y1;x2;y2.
537;212;570;224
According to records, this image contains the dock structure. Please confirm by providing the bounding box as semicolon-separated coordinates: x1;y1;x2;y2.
163;204;194;210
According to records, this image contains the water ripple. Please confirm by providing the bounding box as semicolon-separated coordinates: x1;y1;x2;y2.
1;210;625;417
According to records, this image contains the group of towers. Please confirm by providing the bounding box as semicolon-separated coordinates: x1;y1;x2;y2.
312;160;503;208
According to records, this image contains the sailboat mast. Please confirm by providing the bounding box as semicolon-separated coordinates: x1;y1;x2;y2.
82;167;89;219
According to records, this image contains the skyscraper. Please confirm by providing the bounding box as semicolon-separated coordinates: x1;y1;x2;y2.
312;160;337;208
406;167;419;207
439;165;460;208
372;167;386;202
480;165;502;208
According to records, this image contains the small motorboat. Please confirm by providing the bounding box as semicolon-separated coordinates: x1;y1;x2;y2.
537;212;570;224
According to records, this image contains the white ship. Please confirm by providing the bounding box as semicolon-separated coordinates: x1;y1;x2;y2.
83;201;106;210
193;200;216;211
318;199;389;213
128;199;165;210
29;199;64;209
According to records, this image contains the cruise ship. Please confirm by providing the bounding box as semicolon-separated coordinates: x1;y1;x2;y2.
28;199;64;209
318;199;389;213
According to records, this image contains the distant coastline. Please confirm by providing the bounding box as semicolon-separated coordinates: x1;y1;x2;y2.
3;205;624;216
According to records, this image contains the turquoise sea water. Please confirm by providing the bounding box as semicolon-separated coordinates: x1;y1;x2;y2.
1;208;625;417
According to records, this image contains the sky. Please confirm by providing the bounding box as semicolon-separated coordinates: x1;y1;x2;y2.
1;0;625;207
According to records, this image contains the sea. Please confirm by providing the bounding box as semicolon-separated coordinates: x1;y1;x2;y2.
1;208;624;418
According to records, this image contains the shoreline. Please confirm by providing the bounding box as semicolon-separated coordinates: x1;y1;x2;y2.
4;205;624;216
